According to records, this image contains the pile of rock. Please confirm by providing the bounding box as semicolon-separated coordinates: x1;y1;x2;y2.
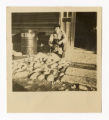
12;53;70;88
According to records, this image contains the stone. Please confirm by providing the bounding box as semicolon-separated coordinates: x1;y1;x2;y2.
27;80;34;85
24;85;31;89
79;85;88;91
38;74;45;81
13;51;22;56
29;72;39;80
47;74;54;82
13;71;29;80
71;85;76;89
44;68;51;75
59;72;65;77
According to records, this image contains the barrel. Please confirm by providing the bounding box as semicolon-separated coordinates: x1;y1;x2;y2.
21;29;37;55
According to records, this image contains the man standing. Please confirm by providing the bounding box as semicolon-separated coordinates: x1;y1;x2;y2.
49;25;67;58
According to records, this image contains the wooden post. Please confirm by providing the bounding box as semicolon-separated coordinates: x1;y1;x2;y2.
59;12;76;59
64;12;76;59
59;12;65;33
66;18;71;44
70;12;76;48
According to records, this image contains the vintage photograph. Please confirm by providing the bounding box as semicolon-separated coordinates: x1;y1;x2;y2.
11;11;98;92
7;7;101;113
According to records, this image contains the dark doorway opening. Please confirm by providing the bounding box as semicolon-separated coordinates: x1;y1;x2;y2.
75;12;97;53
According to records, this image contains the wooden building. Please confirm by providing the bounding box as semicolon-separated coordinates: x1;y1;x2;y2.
12;12;97;56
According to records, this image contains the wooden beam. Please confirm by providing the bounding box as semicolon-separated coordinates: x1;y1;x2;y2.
70;13;76;47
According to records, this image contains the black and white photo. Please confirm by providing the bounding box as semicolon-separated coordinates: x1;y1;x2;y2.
7;7;101;112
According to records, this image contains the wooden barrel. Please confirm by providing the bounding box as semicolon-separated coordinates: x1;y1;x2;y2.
21;29;37;55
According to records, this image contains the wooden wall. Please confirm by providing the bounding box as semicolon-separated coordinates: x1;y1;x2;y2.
12;13;59;35
12;13;59;53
